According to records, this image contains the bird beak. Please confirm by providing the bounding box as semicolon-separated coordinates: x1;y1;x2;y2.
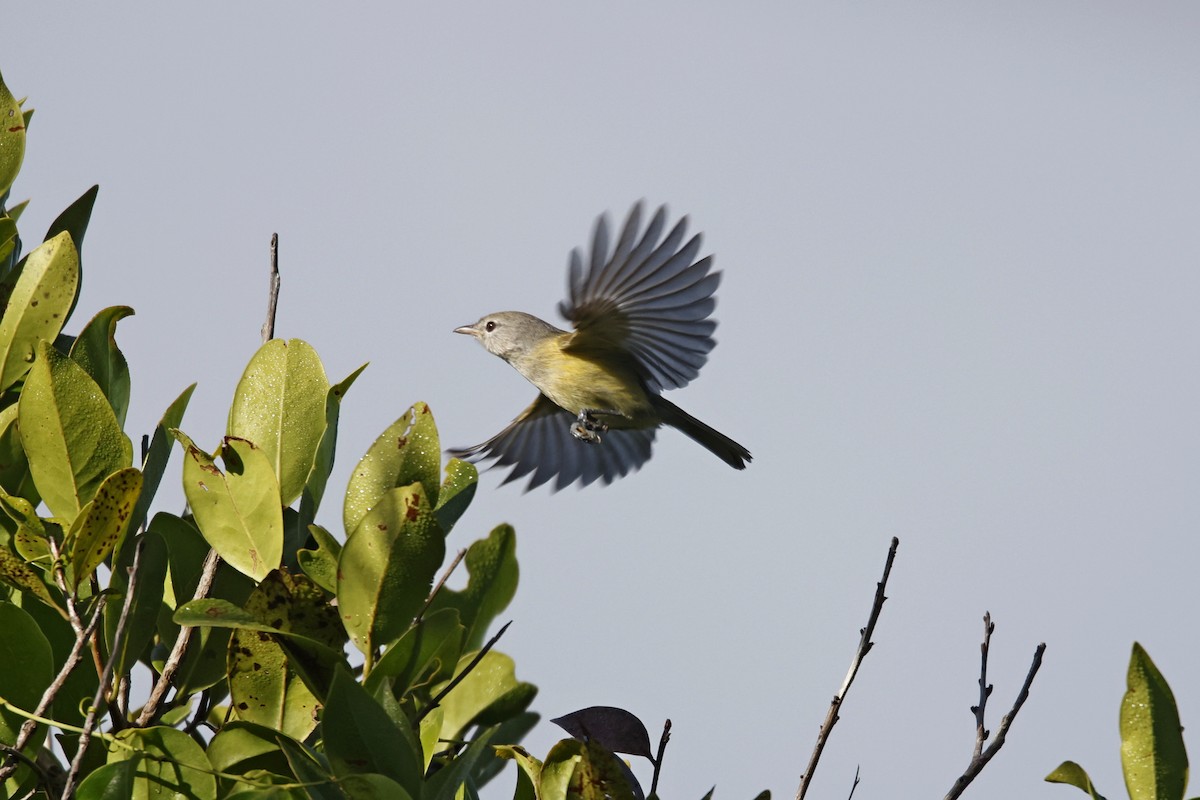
454;324;480;337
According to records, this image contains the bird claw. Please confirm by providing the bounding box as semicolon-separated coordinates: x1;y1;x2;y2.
570;409;613;444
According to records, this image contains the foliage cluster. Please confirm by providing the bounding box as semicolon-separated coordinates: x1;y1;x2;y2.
0;71;665;800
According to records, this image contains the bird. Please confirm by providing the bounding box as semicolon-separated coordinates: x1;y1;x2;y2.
449;201;751;490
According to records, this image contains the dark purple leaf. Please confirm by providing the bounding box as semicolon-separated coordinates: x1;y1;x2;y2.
551;705;653;759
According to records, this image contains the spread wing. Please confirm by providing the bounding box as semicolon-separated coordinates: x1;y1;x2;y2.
448;394;657;491
557;202;720;392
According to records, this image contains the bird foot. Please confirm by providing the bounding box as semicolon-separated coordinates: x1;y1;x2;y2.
570;408;617;444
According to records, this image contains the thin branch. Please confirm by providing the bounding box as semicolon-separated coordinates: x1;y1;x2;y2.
417;620;513;723
135;549;220;726
416;548;467;623
942;621;1046;800
846;765;861;800
796;536;899;800
972;613;995;759
261;233;280;343
649;718;671;797
61;539;144;799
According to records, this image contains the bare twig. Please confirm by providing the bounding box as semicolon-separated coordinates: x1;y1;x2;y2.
649;718;671;797
846;765;861;800
135;549;220;726
972;613;995;759
61;539;144;799
942;617;1046;800
796;537;899;800
261;233;280;343
417;620;513;722
416;548;467;623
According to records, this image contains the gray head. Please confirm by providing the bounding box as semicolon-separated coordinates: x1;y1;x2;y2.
454;311;566;362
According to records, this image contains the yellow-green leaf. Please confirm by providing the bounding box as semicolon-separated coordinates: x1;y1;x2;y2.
175;431;282;581
1120;643;1188;800
337;483;443;657
343;403;442;538
69;305;133;427
0;71;25;197
0;545;57;609
68;467;142;588
0;233;80;392
227;338;329;508
19;341;132;519
107;727;217;800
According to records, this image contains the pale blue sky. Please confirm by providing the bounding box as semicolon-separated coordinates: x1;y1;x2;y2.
8;4;1200;798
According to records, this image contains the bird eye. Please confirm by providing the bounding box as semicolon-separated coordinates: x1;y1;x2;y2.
485;320;497;332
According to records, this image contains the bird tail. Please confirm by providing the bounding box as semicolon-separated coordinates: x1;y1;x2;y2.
652;396;751;470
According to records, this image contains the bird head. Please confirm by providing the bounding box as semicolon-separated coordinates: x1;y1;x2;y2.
454;311;562;363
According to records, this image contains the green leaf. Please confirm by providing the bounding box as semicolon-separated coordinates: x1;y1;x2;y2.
44;184;98;260
340;774;416;800
322;668;423;797
74;760;138;800
0;398;38;507
0;543;57;608
1120;643;1188;800
0;72;25;197
473;711;540;788
363;607;465;699
175;432;283;581
225;570;342;740
429;524;518;651
150;511;257;696
150;511;212;609
104;532;168;681
0;215;18;279
301;363;366;523
0;603;53;787
1045;761;1108;799
343;403;442;537
107;726;218;800
227;338;330;507
541;739;585;800
276;736;343;800
18;340;132;518
297;523;341;595
8;595;95;729
423;726;500;800
0;232;79;392
68;466;142;588
208;721;301;786
69;305;133;427
338;483;445;657
435;650;537;742
175;579;345;706
434;458;477;535
495;745;541;800
573;741;642;800
128;383;195;545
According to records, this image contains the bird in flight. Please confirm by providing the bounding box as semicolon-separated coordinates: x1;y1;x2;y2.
450;201;751;490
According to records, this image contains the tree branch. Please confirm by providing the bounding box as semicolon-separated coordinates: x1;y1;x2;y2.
61;539;145;799
795;536;898;800
261;233;280;343
417;620;512;722
942;617;1046;800
134;549;220;726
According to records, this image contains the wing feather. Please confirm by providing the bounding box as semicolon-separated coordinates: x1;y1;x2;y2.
557;202;721;391
449;394;657;491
